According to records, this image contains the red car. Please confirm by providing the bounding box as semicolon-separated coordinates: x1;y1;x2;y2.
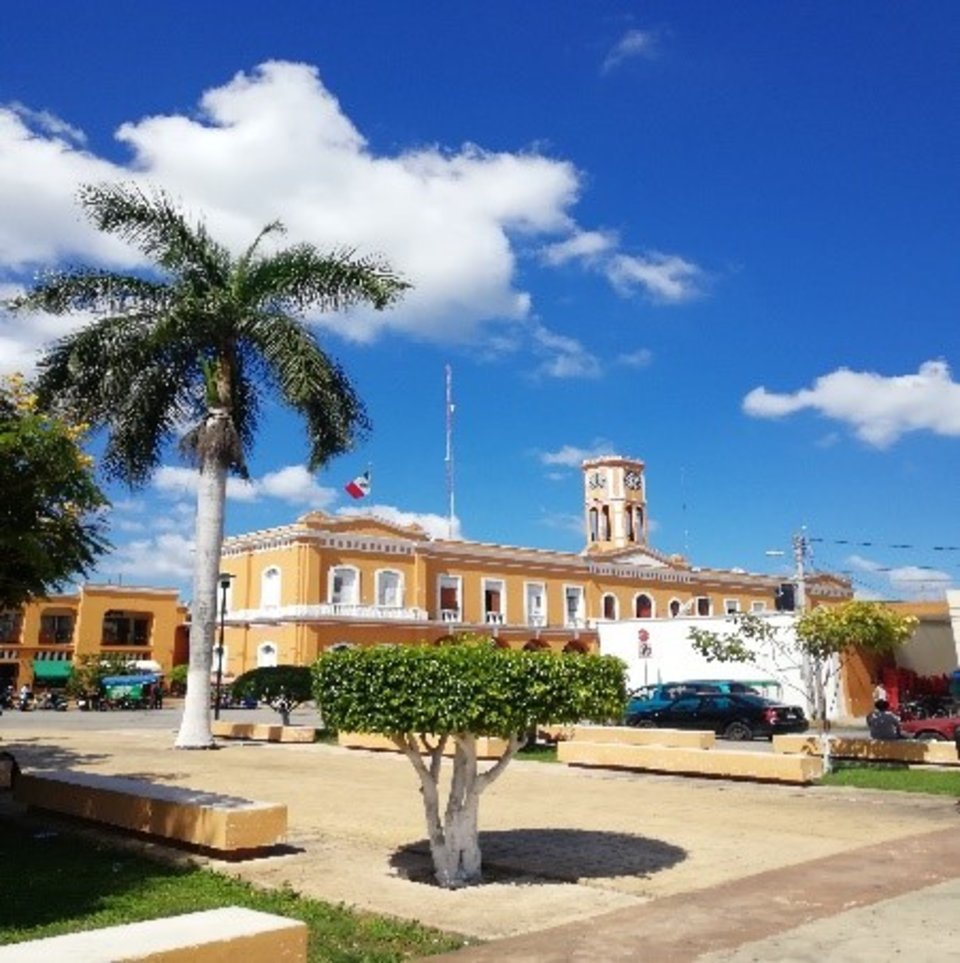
900;714;960;742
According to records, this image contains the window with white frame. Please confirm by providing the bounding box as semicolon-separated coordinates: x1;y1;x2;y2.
669;598;681;618
751;600;767;613
261;567;281;609
257;642;278;667
376;569;403;608
695;596;712;617
329;566;359;606
724;598;741;615
635;593;654;618
564;585;585;626
483;579;505;624
601;593;618;620
525;582;546;626
438;575;461;621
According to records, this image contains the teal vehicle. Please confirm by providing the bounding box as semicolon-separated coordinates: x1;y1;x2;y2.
625;679;780;717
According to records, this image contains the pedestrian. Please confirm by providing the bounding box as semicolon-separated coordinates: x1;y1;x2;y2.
872;678;887;703
867;699;903;740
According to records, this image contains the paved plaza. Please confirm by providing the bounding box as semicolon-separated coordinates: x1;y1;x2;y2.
2;710;960;960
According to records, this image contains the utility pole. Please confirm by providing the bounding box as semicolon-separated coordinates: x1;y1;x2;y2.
444;364;455;540
792;528;808;613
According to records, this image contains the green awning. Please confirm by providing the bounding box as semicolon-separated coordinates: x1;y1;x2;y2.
32;660;73;682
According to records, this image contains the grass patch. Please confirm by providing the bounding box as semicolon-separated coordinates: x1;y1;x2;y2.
0;819;468;961
515;743;559;763
820;761;960;796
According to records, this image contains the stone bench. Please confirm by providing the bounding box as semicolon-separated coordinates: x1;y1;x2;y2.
212;720;316;743
338;732;511;758
558;732;822;784
14;770;287;854
773;734;960;766
0;907;306;962
562;724;717;750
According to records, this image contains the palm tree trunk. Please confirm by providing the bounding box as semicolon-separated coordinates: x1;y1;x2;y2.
175;453;227;749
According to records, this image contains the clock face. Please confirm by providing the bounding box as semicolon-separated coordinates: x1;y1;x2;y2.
588;471;606;490
624;470;643;491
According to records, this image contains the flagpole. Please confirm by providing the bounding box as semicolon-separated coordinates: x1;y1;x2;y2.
445;364;455;539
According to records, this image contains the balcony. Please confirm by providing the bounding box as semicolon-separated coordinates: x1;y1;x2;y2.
227;603;429;623
441;608;462;623
484;612;504;625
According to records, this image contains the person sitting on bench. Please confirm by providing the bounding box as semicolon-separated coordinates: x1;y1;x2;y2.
866;699;903;740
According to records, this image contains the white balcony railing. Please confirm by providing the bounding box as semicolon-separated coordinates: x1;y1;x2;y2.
484;612;504;625
441;608;462;623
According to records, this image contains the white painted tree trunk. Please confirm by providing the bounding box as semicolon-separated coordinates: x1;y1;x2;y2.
396;732;520;889
175;455;227;749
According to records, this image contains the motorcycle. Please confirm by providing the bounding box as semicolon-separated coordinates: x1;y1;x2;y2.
36;691;68;711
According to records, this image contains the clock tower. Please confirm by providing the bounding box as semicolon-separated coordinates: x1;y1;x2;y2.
582;455;648;553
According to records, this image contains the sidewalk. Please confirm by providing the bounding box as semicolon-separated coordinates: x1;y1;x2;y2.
3;722;959;958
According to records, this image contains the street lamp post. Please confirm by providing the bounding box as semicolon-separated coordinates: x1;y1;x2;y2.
214;572;233;721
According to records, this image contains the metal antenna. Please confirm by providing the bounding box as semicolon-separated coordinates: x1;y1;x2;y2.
445;364;455;539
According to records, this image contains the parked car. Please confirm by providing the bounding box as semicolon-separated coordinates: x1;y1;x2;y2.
625;692;808;741
625;679;776;717
900;713;960;742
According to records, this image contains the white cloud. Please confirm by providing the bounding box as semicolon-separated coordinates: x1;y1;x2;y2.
531;324;602;379
100;532;196;586
602;29;660;73
616;348;653;368
846;553;953;600
258;465;337;507
606;252;705;302
338;503;461;540
539;439;617;468
541;229;618;266
0;60;704;367
152;463;336;507
743;360;960;447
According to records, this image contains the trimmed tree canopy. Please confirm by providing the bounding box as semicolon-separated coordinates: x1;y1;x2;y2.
314;642;627;737
233;665;313;708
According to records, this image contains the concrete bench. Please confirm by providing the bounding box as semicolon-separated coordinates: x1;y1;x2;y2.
774;734;960;767
14;770;287;854
212;720;316;743
0;907;306;962
558;739;823;784
562;724;717;750
338;732;511;758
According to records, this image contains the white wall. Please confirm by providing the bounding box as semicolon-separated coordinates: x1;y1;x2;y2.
597;614;842;719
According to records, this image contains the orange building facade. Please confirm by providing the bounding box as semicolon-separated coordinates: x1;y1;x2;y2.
217;456;852;679
0;584;186;690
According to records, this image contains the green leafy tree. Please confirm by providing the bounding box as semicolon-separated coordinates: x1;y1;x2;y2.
232;665;313;725
7;183;407;749
0;373;108;608
65;653;139;701
314;638;626;889
689;603;916;770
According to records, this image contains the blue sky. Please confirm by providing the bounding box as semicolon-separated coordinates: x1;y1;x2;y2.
1;2;958;602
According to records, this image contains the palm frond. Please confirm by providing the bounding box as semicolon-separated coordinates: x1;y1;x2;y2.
240;245;410;314
5;270;170;315
242;311;370;468
79;183;229;288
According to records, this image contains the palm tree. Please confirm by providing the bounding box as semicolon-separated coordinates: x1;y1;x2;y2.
8;183;408;748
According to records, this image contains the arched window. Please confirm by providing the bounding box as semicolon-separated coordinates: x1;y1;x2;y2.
376;569;403;608
635;594;653;618
329;641;355;652
257;642;278;668
261;567;281;609
669;598;681;618
602;593;618;620
523;639;549;651
589;507;599;541
601;506;611;540
329;566;359;607
563;639;588;654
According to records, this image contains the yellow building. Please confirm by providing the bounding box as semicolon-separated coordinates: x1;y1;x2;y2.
217;456;852;679
0;584;186;690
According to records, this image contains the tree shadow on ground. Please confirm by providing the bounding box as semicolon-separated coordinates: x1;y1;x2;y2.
390;828;687;886
0;738;110;770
